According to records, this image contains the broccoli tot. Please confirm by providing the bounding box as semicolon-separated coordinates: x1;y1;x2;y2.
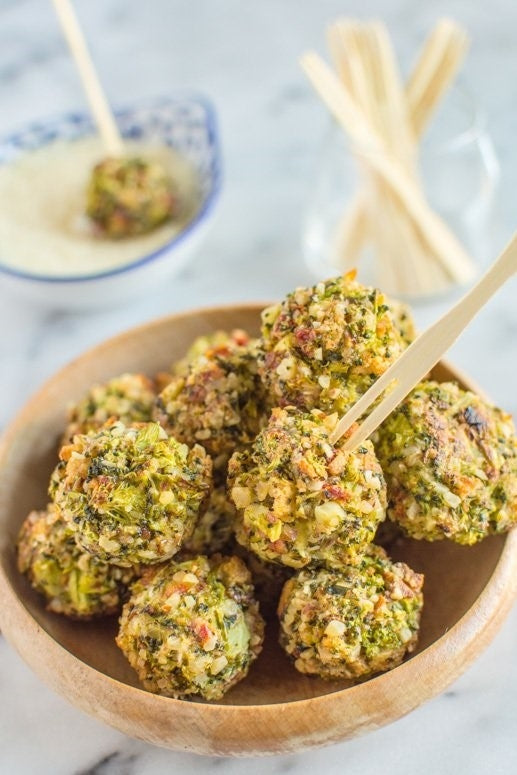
172;328;252;377
374;381;517;544
154;337;265;476
117;554;265;700
228;406;387;568
17;504;137;618
258;271;412;415
86;156;177;238
278;545;423;680
63;372;156;442
51;420;212;566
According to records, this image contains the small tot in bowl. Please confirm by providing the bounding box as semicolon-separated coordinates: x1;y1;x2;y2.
374;380;517;544
258;272;413;414
278;544;424;680
63;371;156;443
86;156;179;239
0;96;221;309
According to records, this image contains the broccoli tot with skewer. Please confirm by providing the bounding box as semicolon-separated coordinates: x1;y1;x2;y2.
117;554;265;700
86;156;178;238
278;544;423;680
258;272;413;415
374;381;517;544
17;504;137;619
228;406;387;569
50;420;212;566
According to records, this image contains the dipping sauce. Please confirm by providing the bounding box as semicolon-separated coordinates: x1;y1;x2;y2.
0;137;201;277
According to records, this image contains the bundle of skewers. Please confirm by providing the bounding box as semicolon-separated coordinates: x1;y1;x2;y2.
301;18;477;298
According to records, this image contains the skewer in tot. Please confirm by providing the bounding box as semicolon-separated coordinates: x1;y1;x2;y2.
52;0;178;238
330;232;517;449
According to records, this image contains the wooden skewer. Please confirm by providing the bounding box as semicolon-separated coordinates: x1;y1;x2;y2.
329;233;517;448
407;18;469;136
301;52;475;285
327;21;355;94
331;21;378;123
369;21;416;160
330;193;368;270
329;19;469;283
362;21;433;294
329;21;415;283
330;22;422;285
52;0;124;156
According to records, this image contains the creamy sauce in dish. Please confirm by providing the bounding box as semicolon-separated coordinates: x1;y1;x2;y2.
0;137;201;277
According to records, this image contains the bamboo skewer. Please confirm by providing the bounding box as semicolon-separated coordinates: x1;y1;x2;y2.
329;233;517;448
322;18;470;292
301;52;475;286
407;18;469;136
330;23;417;279
331;193;369;270
369;22;416;159
362;23;431;292
52;0;124;156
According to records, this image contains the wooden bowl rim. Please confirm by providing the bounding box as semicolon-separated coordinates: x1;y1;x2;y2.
1;301;517;738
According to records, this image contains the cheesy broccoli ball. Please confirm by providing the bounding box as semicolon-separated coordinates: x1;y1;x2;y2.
278;545;423;680
117;554;265;700
17;505;137;618
259;272;411;414
154;338;265;475
86;156;177;238
63;372;156;442
182;485;236;555
228;406;387;568
172;329;252;377
50;421;212;566
375;381;517;545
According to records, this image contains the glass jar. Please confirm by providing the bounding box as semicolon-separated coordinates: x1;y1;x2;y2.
301;86;500;301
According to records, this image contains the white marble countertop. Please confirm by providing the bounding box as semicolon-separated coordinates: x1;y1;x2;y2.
1;1;516;772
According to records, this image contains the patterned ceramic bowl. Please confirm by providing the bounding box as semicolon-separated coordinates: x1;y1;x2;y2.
0;95;222;309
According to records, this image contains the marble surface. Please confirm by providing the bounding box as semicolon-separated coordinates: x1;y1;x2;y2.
0;0;516;772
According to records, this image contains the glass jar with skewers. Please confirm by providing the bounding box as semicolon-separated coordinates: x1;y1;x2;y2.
301;18;500;301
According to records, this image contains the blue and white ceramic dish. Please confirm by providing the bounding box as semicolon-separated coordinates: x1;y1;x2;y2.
0;95;222;309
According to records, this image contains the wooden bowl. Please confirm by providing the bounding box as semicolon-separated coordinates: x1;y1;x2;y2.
1;304;516;756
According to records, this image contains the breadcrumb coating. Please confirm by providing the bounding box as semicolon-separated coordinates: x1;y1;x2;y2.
117;554;264;699
375;381;517;544
228;406;387;568
17;504;137;618
259;272;411;414
278;544;423;680
51;420;212;565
